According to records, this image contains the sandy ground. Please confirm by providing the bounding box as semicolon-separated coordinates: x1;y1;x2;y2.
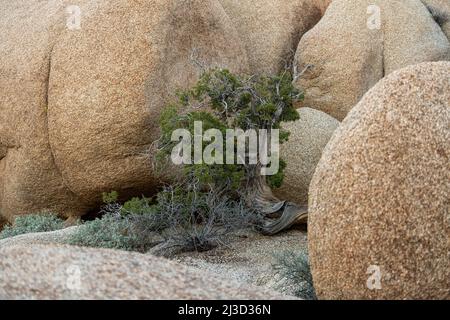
172;227;308;295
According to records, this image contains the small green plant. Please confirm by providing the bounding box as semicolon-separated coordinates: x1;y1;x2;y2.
102;191;119;204
121;196;153;216
152;185;262;254
68;188;260;255
0;213;65;240
67;193;162;252
66;213;158;252
272;249;317;300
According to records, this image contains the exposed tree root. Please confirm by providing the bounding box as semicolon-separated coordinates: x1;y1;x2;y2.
244;167;308;236
261;202;308;236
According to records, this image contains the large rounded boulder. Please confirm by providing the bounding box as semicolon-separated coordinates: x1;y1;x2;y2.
308;62;450;299
294;0;450;120
274;108;339;205
219;0;332;74
0;244;291;299
0;0;248;222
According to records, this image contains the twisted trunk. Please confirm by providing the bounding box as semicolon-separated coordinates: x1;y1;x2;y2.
243;164;308;235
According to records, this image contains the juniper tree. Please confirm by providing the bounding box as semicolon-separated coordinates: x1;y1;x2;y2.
156;69;308;235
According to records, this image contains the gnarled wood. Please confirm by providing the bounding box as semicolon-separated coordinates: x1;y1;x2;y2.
244;164;308;235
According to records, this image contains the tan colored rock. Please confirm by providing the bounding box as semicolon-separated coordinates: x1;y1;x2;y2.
0;216;6;230
308;62;450;299
274;108;339;205
422;0;450;39
219;0;331;74
0;226;79;249
0;244;293;299
294;0;450;120
0;0;248;222
0;0;90;222
316;0;333;15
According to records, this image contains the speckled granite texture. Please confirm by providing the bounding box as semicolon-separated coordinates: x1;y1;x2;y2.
308;62;450;299
0;0;248;222
275;107;339;205
422;0;450;40
218;0;331;74
294;0;450;120
0;243;294;300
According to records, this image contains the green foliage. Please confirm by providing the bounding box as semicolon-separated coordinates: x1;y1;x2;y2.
267;159;287;189
186;69;301;130
272;249;317;300
67;188;260;254
102;191;119;204
101;191;157;217
159;106;245;190
0;213;65;240
157;69;302;191
67;213;133;251
66;213;157;252
68;191;163;251
121;196;154;216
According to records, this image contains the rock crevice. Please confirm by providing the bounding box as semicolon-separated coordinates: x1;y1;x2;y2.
294;0;450;121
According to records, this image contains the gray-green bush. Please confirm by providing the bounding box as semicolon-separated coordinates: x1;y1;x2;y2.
0;213;65;240
68;214;158;252
154;185;262;254
67;188;261;254
272;249;317;300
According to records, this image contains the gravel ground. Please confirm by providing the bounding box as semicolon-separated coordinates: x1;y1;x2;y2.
172;227;308;295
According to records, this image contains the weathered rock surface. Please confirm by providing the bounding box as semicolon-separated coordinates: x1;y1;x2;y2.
294;0;450;120
274;108;339;205
0;244;293;299
0;0;90;223
0;226;79;249
308;62;450;299
0;0;248;222
219;0;332;74
422;0;450;40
